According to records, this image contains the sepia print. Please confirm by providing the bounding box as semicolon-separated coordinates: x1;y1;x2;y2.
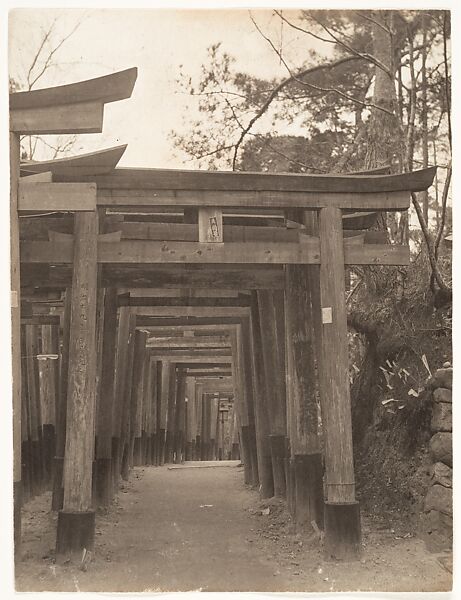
8;5;452;594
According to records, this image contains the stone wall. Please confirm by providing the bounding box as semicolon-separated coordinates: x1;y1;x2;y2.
421;367;452;552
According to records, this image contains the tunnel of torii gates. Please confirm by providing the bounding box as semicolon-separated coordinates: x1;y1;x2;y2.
9;67;435;563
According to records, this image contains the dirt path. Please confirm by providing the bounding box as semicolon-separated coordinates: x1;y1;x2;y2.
15;462;451;592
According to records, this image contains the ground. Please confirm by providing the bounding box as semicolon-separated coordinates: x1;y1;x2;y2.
15;462;451;593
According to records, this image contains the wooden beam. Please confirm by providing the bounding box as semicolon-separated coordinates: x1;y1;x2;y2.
10;67;138;110
135;307;249;318
21;145;127;178
10;101;104;135
120;296;249;308
147;353;232;363
20;171;53;183
186;370;232;377
119;288;243;298
20;239;410;266
96;188;412;211
146;338;230;349
18;182;97;212
61;165;435;194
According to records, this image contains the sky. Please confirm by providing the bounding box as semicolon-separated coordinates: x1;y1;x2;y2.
8;8;328;168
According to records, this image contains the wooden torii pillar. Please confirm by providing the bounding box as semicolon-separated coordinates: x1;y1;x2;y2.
10;67;137;561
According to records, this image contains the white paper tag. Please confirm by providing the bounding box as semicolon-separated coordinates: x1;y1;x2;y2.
322;307;333;324
11;290;18;308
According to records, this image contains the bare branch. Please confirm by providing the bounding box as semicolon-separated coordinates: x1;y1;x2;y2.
353;11;392;34
28;19;83;89
411;192;451;294
310;14;393;78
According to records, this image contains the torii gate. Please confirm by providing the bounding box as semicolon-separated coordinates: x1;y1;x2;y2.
10;68;435;564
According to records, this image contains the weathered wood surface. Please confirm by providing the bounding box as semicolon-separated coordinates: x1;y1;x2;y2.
61;165;435;193
96;289;118;459
18;182;97;212
317;206;356;504
135;307;249;318
10;102;104;135
96;189;411;211
20;239;410;265
146;336;230;348
119;296;250;307
21;145;127;177
10;133;22;496
62;213;98;512
284;265;319;455
10;68;137;110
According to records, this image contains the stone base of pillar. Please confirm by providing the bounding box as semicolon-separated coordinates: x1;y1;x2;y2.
95;458;113;507
195;435;201;460
51;456;64;511
56;510;96;563
324;501;361;561
269;434;286;497
294;453;324;530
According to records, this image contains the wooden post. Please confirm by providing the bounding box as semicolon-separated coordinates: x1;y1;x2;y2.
185;377;196;460
209;396;219;461
25;324;44;495
174;367;187;463
316;206;361;560
141;353;152;464
195;382;203;460
38;324;58;490
52;289;71;511
56;212;98;561
257;291;287;496
158;361;170;465
285;263;323;530
131;330;147;466
165;362;177;463
231;406;240;460
230;330;251;483
95;288;117;506
111;306;131;487
249;295;274;497
120;313;137;480
10;132;22;556
20;326;31;505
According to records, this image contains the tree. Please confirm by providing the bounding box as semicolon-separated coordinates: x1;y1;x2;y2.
171;9;451;299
